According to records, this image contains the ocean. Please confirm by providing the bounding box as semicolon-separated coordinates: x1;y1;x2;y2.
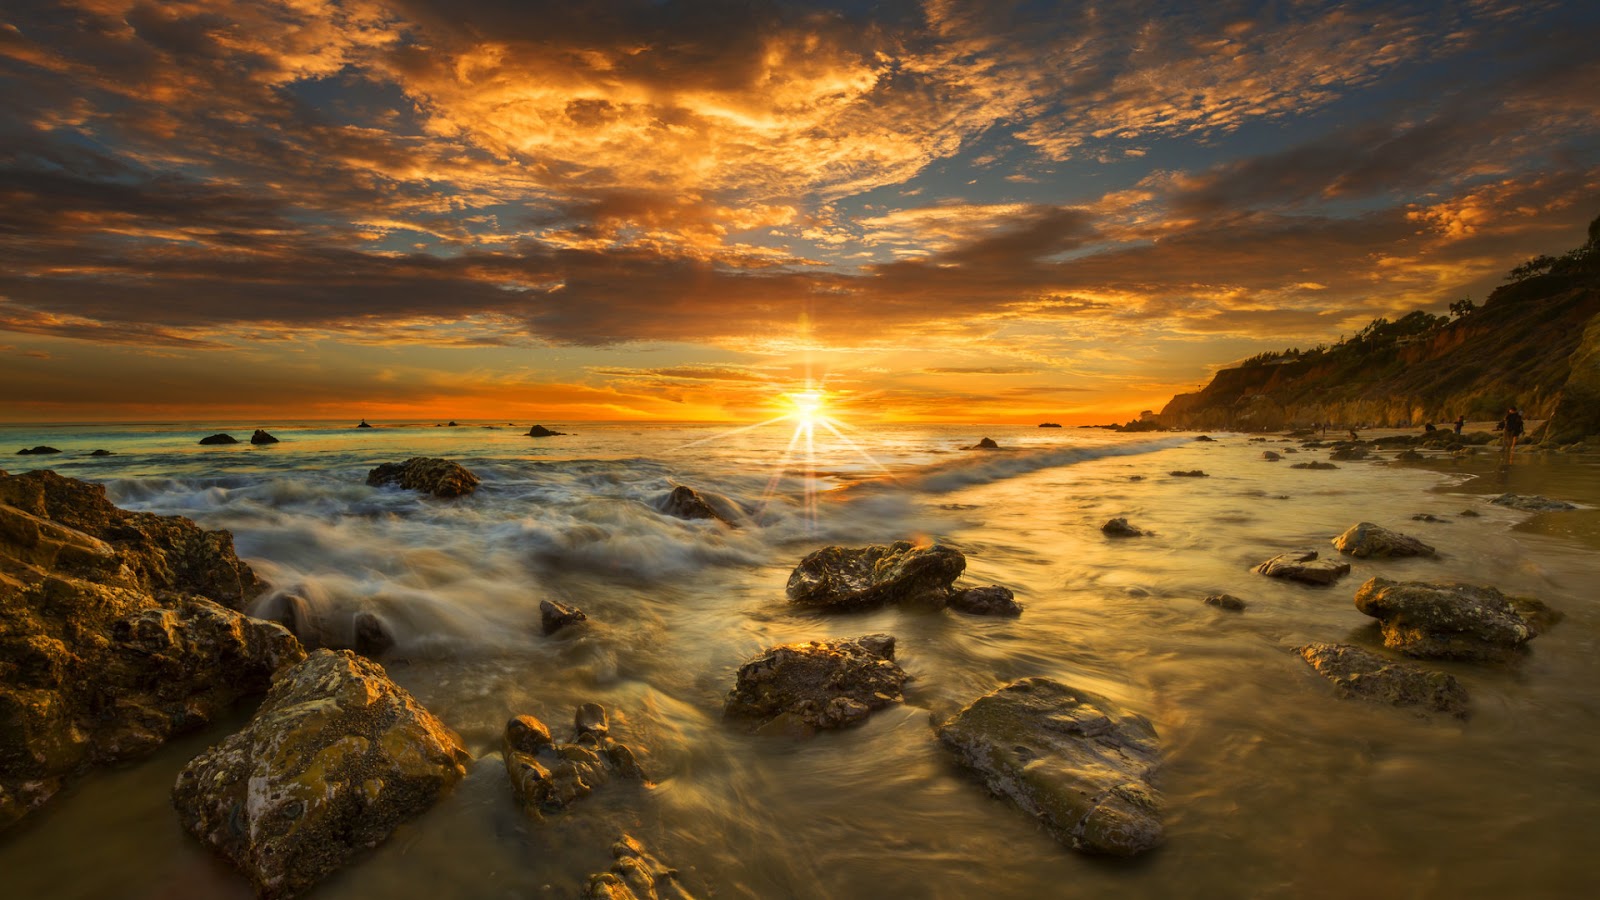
3;420;1598;899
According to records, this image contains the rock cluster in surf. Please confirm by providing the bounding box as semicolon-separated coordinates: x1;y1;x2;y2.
504;704;646;814
724;634;907;732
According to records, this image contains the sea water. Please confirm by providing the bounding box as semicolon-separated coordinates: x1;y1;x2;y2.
2;420;1598;899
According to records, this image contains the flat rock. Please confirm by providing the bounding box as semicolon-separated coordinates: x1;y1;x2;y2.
1331;522;1436;559
1169;470;1208;477
936;677;1163;856
1353;576;1560;661
585;835;697;900
197;433;238;445
1290;461;1338;470
948;585;1023;617
172;650;469;899
504;704;645;814
366;457;479;498
250;429;279;445
1253;549;1350;585
1490;493;1577;511
1204;593;1246;611
786;541;965;610
1295;642;1468;717
1101;517;1145;537
724;634;907;731
540;599;587;635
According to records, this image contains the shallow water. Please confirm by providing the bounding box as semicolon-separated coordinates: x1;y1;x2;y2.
3;422;1598;899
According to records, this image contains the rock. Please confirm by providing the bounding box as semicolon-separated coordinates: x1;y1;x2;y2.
1329;447;1369;461
504;705;646;814
250;429;279;445
351;610;395;657
1330;522;1436;558
357;420;372;428
172;650;469;899
1290;461;1338;470
1101;517;1145;537
585;835;697;900
1537;308;1600;445
1283;447;1298;453
1261;451;1281;461
527;424;567;437
785;541;965;610
1353;577;1560;661
659;485;730;525
540;599;587;635
936;677;1162;857
1193;435;1215;442
446;421;458;427
1295;642;1469;717
723;634;907;731
1038;423;1062;428
1459;509;1481;517
197;433;238;445
15;446;60;455
1204;593;1246;611
365;457;479;499
948;585;1023;617
1169;470;1208;477
1252;550;1351;585
1411;514;1446;522
1395;449;1424;461
89;449;112;457
969;437;1000;450
1128;475;1144;481
1490;493;1578;511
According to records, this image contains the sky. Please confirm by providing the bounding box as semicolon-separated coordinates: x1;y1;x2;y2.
2;0;1598;424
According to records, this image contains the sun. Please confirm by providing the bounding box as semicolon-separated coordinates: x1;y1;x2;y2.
786;389;826;425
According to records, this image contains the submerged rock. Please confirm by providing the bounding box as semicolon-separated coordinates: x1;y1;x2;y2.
540;599;588;635
786;541;965;610
527;424;567;437
173;650;469;899
357;420;372;428
89;449;113;457
250;429;279;445
1169;470;1208;477
197;433;238;445
948;585;1023;617
1295;642;1468;718
585;835;697;900
724;634;907;732
1253;549;1351;585
1204;593;1246;611
1290;461;1338;470
351;610;395;657
504;704;646;814
1329;446;1369;461
1261;451;1281;461
1193;435;1215;442
970;437;1000;450
1490;493;1578;511
366;457;479;498
1395;449;1424;461
659;485;730;525
1353;577;1560;661
15;446;60;455
936;677;1163;856
1331;522;1436;559
1101;517;1145;537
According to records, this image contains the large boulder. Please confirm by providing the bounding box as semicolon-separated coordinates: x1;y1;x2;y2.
586;835;697;900
1295;642;1468;717
172;650;470;899
1;469;289;829
1252;550;1351;585
724;634;907;732
365;457;479;499
1353;577;1559;661
786;541;965;610
1331;522;1436;558
504;704;645;815
936;677;1163;856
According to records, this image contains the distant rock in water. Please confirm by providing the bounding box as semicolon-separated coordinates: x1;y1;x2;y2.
540;599;587;635
1395;449;1424;461
937;677;1164;857
357;419;372;428
724;634;907;733
1353;576;1560;661
16;446;60;455
970;437;1000;450
786;541;965;610
1102;517;1145;537
1204;593;1246;610
1329;446;1369;461
172;650;469;899
504;704;646;814
1490;493;1578;511
1253;549;1350;585
1193;435;1215;442
1296;642;1469;718
366;457;479;498
1038;422;1063;428
249;429;279;445
1169;469;1208;478
197;433;237;445
1261;450;1281;461
527;424;567;437
89;449;112;457
948;585;1023;617
659;484;732;525
1291;461;1338;470
1331;522;1436;559
446;420;458;426
584;835;698;900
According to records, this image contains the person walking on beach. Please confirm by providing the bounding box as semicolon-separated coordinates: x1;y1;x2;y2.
1500;407;1525;453
1454;415;1464;435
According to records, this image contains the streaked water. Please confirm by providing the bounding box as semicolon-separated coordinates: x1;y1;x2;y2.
2;421;1598;899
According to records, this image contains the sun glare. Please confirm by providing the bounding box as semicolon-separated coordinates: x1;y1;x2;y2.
787;389;826;424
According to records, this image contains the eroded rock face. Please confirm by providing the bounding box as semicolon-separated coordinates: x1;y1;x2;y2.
585;835;697;900
1490;493;1578;511
1253;550;1351;585
948;585;1023;617
724;634;907;731
1295;642;1468;717
1101;517;1144;537
504;704;645;814
1;469;290;829
786;542;965;610
1331;522;1437;559
1353;577;1559;661
172;650;470;899
365;457;480;498
936;677;1163;856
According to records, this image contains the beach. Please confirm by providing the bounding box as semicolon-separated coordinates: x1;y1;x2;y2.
3;421;1598;899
